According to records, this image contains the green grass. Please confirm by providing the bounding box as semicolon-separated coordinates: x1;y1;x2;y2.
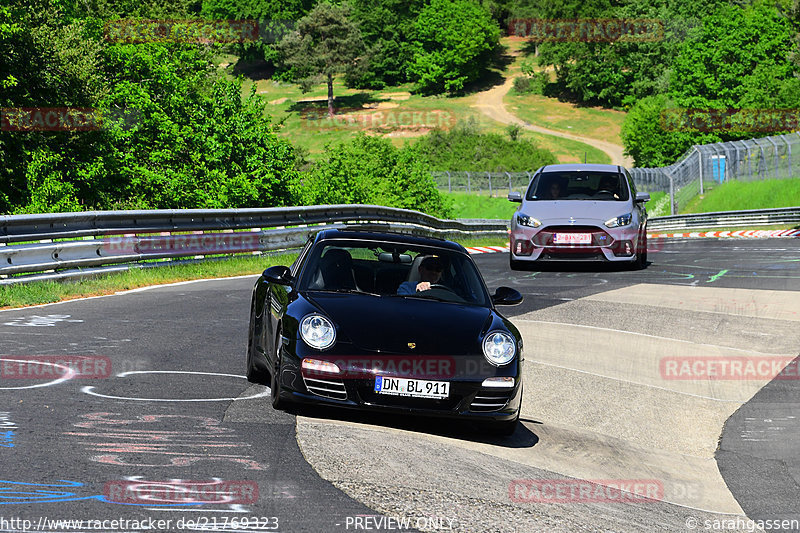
505;91;627;144
0;254;297;309
683;178;800;213
446;191;519;219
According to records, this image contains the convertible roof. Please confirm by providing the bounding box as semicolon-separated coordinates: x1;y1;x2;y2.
314;227;466;253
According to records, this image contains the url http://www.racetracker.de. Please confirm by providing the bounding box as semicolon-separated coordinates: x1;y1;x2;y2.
0;516;280;531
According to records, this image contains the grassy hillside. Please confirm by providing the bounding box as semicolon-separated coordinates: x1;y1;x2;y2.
222;37;622;165
684;179;800;213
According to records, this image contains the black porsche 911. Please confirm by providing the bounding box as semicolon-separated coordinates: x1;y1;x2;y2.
246;229;525;435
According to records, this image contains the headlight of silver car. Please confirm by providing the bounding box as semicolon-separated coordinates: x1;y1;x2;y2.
604;213;632;228
300;314;336;350
516;214;542;228
482;331;516;366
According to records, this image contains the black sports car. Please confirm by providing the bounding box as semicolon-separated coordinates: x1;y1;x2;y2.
246;229;524;435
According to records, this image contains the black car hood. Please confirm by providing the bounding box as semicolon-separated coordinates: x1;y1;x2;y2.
303;292;493;355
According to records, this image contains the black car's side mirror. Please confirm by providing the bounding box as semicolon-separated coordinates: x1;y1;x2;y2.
508;192;522;203
492;286;523;306
263;265;293;286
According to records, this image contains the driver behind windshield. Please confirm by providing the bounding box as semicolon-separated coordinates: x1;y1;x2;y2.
397;255;444;294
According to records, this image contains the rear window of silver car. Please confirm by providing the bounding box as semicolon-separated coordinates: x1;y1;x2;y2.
526;171;630;201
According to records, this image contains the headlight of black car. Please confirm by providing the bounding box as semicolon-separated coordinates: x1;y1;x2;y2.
300;314;336;350
482;331;516;366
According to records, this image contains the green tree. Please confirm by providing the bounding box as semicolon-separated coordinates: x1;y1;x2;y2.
99;43;300;209
346;0;424;88
671;3;796;109
620;94;700;167
276;2;365;117
304;135;453;218
407;0;500;94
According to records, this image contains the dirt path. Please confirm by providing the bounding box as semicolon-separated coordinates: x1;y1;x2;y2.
471;76;633;166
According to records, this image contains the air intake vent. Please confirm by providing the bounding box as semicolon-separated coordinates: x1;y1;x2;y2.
303;377;347;401
470;389;513;412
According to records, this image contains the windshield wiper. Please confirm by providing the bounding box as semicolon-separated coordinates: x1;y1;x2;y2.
313;288;381;297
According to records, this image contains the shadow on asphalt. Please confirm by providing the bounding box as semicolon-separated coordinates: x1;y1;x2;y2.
511;261;648;273
286;403;542;449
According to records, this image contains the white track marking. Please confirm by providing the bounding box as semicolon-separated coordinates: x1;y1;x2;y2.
0;358;76;390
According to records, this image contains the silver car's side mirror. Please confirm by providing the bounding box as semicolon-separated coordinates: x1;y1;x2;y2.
508;192;522;203
635;192;651;203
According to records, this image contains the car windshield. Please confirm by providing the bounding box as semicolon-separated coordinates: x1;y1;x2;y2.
526;171;629;201
297;240;491;307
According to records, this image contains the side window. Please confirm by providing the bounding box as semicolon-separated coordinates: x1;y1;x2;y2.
525;172;541;200
290;238;314;277
625;169;637;196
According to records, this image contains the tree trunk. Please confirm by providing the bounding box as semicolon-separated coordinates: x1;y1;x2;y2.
327;73;335;118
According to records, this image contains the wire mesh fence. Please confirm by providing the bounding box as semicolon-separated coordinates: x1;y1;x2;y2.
432;131;800;216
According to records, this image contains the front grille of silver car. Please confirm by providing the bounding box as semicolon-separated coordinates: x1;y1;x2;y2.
470;389;513;412
302;377;347;400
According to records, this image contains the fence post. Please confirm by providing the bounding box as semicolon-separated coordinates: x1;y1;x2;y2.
668;172;675;215
506;172;512;193
487;172;492;197
696;146;703;195
466;171;471;193
783;135;792;178
742;140;753;179
767;136;779;178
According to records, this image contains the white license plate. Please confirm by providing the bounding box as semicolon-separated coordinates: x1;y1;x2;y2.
374;376;450;399
554;232;592;244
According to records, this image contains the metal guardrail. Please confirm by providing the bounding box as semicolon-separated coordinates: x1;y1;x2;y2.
1;205;797;286
0;205;509;285
645;207;800;231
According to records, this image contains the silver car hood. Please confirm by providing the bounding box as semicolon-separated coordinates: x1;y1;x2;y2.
519;200;632;225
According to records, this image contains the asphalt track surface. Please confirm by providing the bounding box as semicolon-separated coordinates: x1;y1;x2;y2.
0;237;797;533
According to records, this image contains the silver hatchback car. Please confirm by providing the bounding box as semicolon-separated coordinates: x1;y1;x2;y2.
508;164;650;269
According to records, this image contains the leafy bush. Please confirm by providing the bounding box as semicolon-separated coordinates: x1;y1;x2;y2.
303;134;453;218
412;119;556;172
512;72;548;95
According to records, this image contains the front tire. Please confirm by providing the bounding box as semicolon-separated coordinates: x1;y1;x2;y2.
484;412;519;437
246;297;269;385
510;256;525;271
631;233;647;270
270;327;287;410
